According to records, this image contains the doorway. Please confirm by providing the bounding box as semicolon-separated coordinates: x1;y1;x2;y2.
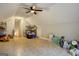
14;19;21;37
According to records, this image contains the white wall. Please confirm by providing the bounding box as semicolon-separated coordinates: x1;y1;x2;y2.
40;22;79;40
30;4;79;40
6;17;15;35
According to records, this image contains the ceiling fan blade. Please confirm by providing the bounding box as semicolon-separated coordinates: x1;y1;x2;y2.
35;9;43;11
24;7;30;10
30;6;33;10
26;11;30;13
34;12;37;15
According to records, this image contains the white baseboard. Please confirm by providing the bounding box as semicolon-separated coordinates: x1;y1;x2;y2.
39;37;52;41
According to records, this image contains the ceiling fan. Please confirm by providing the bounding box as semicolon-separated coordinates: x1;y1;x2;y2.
23;4;43;15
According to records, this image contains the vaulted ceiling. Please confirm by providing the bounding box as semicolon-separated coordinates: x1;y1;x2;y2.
30;3;79;25
0;3;79;25
0;3;19;20
0;3;54;20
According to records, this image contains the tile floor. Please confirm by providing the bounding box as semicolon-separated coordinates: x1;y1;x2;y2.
0;37;70;56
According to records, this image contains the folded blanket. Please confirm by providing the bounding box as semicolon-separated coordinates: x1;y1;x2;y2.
0;31;6;35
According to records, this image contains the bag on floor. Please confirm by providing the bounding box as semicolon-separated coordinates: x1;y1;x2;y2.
69;48;76;56
53;36;61;45
68;41;77;50
68;43;76;50
75;48;79;56
59;39;64;48
77;41;79;49
63;41;69;49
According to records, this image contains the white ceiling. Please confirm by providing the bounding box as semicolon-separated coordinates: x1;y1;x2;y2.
0;3;19;20
0;3;54;20
29;3;79;25
0;3;79;25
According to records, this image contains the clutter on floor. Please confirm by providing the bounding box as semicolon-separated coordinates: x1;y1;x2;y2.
0;22;9;42
50;33;79;56
24;25;37;39
52;35;61;46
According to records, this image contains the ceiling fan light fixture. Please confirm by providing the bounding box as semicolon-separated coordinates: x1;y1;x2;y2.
32;6;35;9
31;10;35;13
